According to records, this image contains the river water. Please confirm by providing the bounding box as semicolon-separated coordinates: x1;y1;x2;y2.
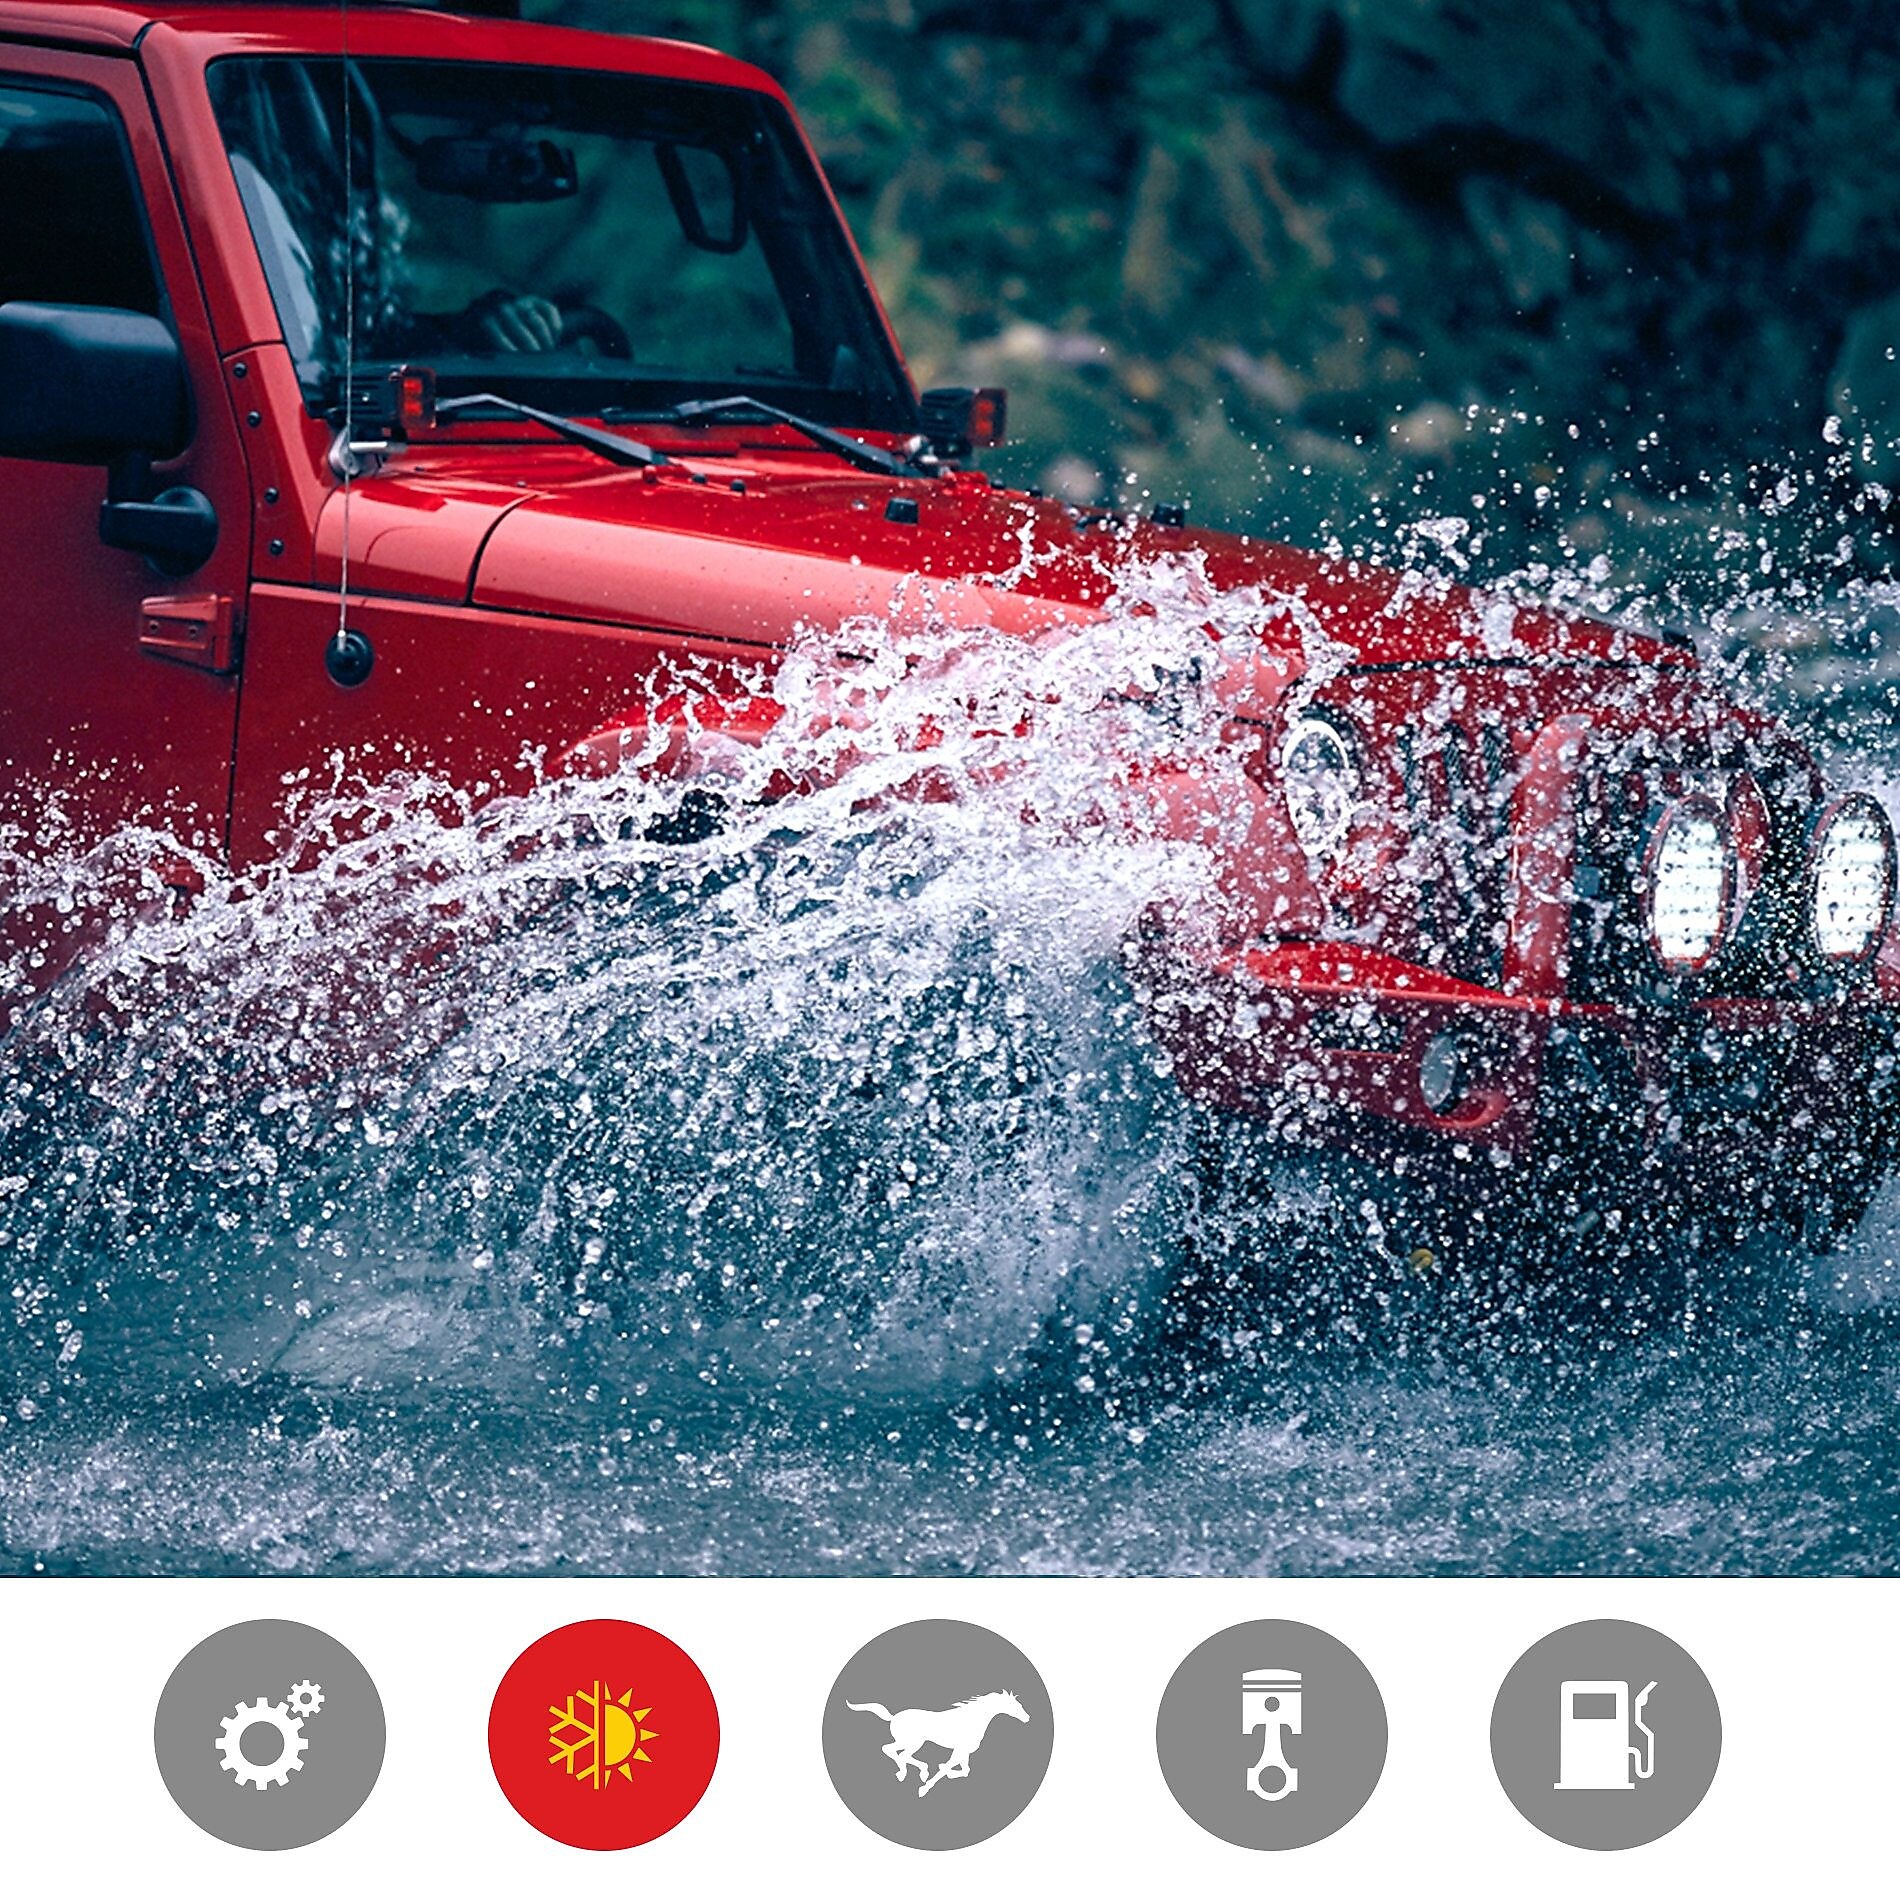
3;560;1896;1574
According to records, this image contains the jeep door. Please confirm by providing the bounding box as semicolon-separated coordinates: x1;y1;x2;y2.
0;47;251;869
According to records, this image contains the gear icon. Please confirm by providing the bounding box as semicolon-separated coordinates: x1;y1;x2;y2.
286;1680;325;1718
215;1698;308;1792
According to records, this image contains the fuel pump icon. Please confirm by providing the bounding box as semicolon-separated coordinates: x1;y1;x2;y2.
1554;1680;1658;1791
1241;1667;1302;1801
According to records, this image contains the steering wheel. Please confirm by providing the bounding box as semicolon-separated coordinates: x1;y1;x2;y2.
557;302;633;360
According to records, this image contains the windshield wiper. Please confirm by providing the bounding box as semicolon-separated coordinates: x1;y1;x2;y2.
615;394;923;479
435;391;671;469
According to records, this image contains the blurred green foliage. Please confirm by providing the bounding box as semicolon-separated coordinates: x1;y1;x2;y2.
529;1;1900;630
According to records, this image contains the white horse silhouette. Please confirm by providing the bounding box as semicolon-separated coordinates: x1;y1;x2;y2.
846;1690;1030;1796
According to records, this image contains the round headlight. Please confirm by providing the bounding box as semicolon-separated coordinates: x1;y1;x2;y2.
1280;713;1361;858
1808;794;1896;963
1643;796;1735;972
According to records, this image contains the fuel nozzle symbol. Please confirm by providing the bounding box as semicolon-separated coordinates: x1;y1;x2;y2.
1554;1679;1658;1792
1241;1666;1302;1801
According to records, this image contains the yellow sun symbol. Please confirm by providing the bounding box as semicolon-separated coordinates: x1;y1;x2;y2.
547;1681;659;1790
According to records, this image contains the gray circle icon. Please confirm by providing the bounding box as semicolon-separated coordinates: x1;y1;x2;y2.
1156;1620;1387;1850
823;1619;1053;1850
1491;1619;1720;1850
155;1620;385;1850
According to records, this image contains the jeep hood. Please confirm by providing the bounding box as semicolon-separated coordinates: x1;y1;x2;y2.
316;450;1691;672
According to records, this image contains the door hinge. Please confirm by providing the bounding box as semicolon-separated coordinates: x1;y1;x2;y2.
139;592;237;673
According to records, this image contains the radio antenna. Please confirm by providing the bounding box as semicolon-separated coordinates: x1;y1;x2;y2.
337;0;353;637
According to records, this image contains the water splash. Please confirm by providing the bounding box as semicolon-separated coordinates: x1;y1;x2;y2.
1;546;1896;1575
1;562;1284;1412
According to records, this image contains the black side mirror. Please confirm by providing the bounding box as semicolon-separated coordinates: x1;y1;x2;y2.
0;302;188;464
0;303;215;574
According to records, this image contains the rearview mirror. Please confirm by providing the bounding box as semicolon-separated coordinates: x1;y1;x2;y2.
415;133;579;203
0;302;188;464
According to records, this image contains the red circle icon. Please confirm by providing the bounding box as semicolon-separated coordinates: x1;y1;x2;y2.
488;1619;719;1851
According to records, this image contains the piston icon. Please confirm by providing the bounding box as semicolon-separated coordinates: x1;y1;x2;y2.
1241;1666;1302;1801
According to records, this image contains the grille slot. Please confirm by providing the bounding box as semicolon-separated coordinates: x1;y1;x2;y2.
1398;715;1513;986
1568;762;1652;1002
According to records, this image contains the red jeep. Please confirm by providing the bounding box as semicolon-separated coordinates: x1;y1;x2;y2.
0;2;1895;1250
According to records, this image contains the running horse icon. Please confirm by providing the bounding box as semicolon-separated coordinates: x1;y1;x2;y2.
847;1690;1031;1796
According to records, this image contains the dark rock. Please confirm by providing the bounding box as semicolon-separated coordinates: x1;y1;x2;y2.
1223;0;1339;83
1332;0;1692;219
1459;175;1572;311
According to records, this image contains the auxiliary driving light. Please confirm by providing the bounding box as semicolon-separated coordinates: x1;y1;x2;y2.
1807;794;1897;963
1643;796;1735;973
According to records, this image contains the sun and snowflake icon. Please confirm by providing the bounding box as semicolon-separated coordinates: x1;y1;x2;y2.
548;1680;659;1789
215;1679;326;1791
490;1620;718;1849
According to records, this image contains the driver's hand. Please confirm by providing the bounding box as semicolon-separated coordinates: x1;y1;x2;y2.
467;290;563;352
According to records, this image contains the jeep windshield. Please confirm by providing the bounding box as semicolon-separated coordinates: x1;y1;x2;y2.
206;56;917;431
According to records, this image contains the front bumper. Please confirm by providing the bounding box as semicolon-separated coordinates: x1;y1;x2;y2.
1131;936;1900;1185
